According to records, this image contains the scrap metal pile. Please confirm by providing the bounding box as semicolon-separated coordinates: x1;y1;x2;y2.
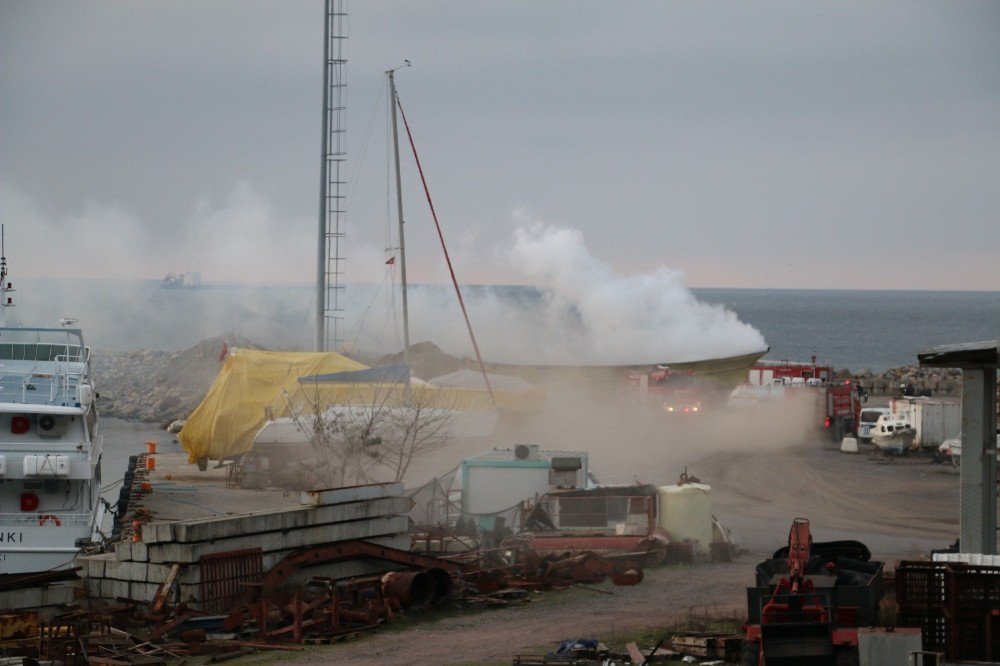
1;538;649;663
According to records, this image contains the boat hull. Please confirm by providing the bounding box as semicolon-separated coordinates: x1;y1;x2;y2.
477;349;769;393
873;430;917;454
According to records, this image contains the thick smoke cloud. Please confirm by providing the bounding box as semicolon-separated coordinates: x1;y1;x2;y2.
397;221;767;365
4;180;763;365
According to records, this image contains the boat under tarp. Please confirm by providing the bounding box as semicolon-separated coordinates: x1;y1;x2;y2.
180;348;542;464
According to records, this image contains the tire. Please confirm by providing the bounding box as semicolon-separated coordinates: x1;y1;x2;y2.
740;640;759;666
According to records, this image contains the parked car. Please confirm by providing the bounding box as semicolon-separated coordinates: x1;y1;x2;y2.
857;407;891;443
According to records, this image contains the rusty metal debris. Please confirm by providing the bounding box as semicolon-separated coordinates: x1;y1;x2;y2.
0;533;649;662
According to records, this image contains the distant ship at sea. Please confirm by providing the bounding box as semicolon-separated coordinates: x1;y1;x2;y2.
161;271;203;289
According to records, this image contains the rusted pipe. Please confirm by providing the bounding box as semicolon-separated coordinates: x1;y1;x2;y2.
381;571;433;608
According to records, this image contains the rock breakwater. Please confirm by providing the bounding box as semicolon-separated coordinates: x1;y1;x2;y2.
93;335;263;423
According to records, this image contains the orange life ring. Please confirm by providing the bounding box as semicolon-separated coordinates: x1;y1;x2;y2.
38;514;62;527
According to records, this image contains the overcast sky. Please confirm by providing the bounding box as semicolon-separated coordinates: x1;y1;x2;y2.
1;1;997;291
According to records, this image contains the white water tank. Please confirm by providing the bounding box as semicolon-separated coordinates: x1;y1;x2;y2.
658;483;713;554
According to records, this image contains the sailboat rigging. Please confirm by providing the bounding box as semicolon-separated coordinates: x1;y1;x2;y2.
387;67;495;404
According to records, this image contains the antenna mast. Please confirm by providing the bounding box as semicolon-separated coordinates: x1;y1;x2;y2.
0;225;13;328
316;0;348;351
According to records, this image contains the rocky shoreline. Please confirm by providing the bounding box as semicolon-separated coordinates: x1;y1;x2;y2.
840;366;963;398
92;336;964;425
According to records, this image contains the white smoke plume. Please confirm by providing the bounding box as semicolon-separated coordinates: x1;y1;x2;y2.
402;221;767;365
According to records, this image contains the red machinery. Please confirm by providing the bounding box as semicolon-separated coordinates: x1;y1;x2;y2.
742;518;884;665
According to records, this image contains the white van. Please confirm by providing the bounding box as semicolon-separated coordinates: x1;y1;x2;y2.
857;407;891;443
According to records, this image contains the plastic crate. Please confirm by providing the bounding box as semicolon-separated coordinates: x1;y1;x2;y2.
899;612;947;652
896;561;947;614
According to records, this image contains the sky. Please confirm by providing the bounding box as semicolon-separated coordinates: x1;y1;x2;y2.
1;1;998;294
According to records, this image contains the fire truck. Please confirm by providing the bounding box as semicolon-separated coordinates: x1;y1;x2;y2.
748;356;832;386
624;365;702;414
747;359;862;440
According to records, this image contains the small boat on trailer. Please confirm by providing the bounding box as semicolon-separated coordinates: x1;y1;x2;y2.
0;235;105;574
871;413;917;454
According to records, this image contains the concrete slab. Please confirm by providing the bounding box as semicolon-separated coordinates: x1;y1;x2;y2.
301;482;404;506
143;496;410;544
147;515;409;563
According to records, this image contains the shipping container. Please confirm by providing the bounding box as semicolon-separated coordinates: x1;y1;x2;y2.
888;397;961;448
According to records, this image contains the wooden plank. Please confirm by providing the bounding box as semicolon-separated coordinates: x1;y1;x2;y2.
151;563;181;613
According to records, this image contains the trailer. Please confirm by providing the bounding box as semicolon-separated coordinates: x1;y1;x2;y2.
889;397;961;449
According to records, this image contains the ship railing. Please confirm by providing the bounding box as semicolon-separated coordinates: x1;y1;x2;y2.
0;512;93;527
0;369;87;406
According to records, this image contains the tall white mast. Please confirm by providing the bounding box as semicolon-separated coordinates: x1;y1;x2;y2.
388;67;411;388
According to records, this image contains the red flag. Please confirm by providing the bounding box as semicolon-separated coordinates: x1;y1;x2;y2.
218;341;229;363
385;256;396;265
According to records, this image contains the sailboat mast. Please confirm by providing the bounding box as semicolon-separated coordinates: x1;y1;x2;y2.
389;69;411;386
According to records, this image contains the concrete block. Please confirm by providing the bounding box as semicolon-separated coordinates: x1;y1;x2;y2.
0;587;42;610
301;482;403;507
130;541;149;562
858;627;922;666
77;553;115;578
111;580;130;600
155;523;173;542
115;541;131;561
104;559;121;579
129;561;144;580
145;563;174;584
40;584;78;606
129;582;159;603
159;496;410;545
148;515;408;564
101;579;116;599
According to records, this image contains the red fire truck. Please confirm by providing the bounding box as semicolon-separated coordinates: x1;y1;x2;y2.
748;356;832;386
624;366;702;414
748;359;862;440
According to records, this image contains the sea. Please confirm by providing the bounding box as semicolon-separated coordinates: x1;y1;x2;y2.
692;288;1000;373
13;278;1000;373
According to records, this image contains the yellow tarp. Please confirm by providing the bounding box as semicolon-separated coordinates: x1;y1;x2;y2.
180;348;368;463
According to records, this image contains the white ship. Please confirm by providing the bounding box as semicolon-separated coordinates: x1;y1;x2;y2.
0;236;105;574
